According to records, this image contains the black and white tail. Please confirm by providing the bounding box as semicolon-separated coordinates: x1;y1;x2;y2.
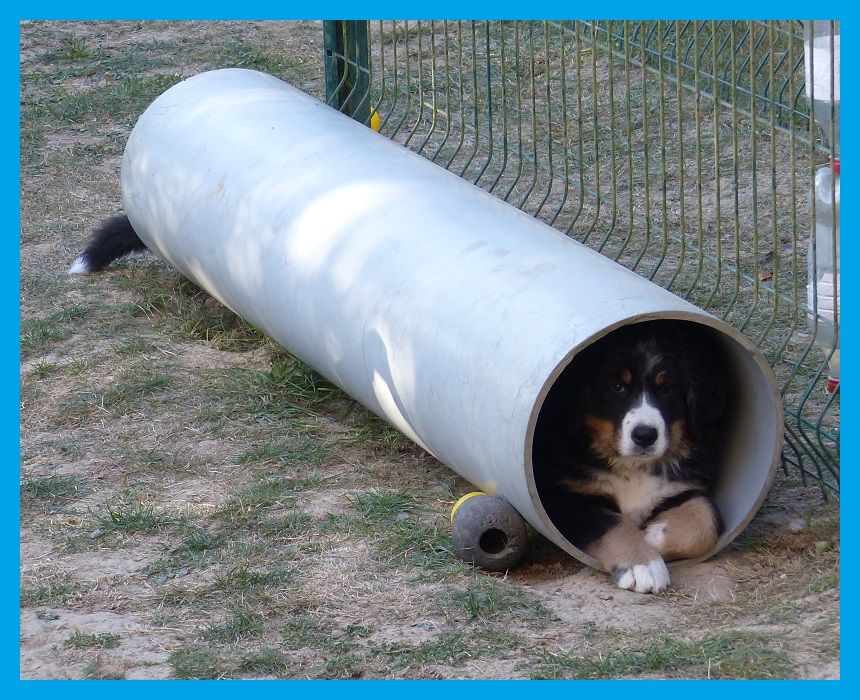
68;214;149;274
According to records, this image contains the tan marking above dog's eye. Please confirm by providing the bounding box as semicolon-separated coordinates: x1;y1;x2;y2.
655;371;669;386
620;369;632;385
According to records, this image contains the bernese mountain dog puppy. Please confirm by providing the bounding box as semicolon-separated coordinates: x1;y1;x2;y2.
534;321;731;594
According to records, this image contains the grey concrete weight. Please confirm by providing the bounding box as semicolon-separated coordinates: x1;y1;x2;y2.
450;493;528;572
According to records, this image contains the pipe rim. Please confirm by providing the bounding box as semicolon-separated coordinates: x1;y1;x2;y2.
524;310;784;572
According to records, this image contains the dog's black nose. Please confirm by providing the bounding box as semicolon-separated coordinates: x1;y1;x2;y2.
631;425;659;447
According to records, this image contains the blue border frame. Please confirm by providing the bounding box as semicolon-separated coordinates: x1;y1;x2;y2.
9;3;851;694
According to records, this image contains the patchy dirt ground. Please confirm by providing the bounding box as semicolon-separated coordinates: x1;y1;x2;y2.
20;21;839;680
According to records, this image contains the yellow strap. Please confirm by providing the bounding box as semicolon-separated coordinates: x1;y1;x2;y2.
450;491;487;523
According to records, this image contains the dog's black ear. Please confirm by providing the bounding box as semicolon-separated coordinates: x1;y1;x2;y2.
683;336;731;444
568;346;601;427
686;382;721;442
532;344;597;472
567;378;592;436
549;362;592;438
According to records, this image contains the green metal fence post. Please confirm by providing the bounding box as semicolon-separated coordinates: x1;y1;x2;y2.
323;20;371;125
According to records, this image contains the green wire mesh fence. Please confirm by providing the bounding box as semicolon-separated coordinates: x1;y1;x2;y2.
323;20;840;496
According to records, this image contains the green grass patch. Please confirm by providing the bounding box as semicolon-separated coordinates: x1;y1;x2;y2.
124;271;268;351
259;511;314;536
216;42;298;75
347;489;419;523
279;613;334;652
21;306;92;358
64;631;121;650
319;652;364;679
169;644;227;680
204;605;264;643
66;356;97;376
808;572;839;593
377;519;458;571
111;337;157;356
340;410;423;456
275;616;373;678
145;526;227;584
238;647;288;676
95;493;181;535
165;561;301;611
30;33;175;83
39;34;104;64
180;526;224;552
58;367;173;425
238;435;326;468
101;370;172;409
769;601;799;622
267;352;340;406
374;631;470;670
437;575;550;622
214;475;323;528
198;360;340;426
21;573;83;607
130;447;192;474
530;631;794;680
21;474;90;513
82;658;126;680
29;361;62;379
371;624;523;673
181;305;267;351
218;564;295;593
27;74;182;127
330;489;463;574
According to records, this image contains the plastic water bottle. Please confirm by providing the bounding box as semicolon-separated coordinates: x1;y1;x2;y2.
804;21;840;393
806;159;840;393
804;21;840;154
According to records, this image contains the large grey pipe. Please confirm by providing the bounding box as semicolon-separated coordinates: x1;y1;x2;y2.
120;69;783;569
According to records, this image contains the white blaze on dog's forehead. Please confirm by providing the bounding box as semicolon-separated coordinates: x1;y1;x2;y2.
619;393;668;458
644;353;664;374
624;394;664;427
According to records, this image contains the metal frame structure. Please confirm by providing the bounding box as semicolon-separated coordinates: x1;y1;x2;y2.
322;20;839;496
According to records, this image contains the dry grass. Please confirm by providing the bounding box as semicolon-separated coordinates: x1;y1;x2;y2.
20;20;838;680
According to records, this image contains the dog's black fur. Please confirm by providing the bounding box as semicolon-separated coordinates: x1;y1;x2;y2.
533;321;731;592
68;214;147;274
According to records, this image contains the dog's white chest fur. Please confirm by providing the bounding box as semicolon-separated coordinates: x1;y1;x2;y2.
595;469;687;524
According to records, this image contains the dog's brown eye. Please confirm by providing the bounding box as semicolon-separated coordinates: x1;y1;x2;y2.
611;382;626;393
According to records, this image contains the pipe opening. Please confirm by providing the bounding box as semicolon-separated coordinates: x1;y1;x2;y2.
530;318;780;567
479;528;509;555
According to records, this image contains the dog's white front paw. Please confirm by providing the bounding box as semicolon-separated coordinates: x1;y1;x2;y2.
612;559;670;594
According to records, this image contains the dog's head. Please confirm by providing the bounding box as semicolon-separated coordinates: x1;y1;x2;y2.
575;325;725;470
